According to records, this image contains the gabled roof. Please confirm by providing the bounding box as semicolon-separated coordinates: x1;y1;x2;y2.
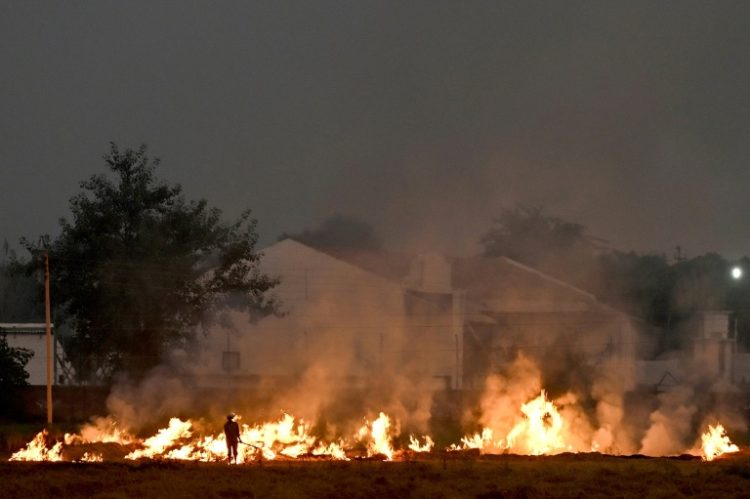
451;255;620;315
260;238;405;293
267;239;631;318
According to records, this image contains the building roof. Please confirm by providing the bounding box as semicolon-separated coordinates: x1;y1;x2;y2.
266;240;632;318
0;323;53;334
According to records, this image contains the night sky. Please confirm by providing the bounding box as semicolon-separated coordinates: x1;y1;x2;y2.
2;1;749;257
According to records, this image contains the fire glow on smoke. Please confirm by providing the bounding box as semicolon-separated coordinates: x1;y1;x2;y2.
9;390;740;463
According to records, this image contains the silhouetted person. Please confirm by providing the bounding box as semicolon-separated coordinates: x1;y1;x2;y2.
224;413;241;463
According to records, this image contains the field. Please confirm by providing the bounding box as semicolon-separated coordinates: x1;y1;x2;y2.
3;453;750;499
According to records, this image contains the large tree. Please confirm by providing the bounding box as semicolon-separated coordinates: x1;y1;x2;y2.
0;241;42;322
480;205;605;289
0;333;33;418
23;143;278;381
278;214;383;252
480;207;750;350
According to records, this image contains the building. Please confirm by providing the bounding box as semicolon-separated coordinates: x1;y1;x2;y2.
195;239;463;390
638;310;749;392
452;256;641;389
195;240;645;392
0;323;71;385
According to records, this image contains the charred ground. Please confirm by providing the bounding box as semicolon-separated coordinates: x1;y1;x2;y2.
3;453;750;499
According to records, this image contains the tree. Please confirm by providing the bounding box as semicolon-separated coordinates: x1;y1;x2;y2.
0;333;33;418
597;251;674;326
0;239;43;321
23;143;278;381
480;205;605;288
479;206;750;350
481;205;604;262
279;214;383;252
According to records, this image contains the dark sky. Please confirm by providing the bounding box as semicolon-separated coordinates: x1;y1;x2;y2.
2;1;749;257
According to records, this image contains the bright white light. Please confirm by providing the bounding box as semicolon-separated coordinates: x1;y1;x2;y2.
732;266;743;280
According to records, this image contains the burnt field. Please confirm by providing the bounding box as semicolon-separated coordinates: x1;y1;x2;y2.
3;454;750;499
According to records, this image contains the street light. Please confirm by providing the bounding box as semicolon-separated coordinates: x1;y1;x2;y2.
730;265;743;341
731;266;743;280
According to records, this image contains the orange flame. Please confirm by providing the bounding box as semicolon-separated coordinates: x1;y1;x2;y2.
408;435;434;453
357;412;395;460
10;430;64;462
7;399;745;462
79;452;104;462
701;424;739;461
505;390;569;455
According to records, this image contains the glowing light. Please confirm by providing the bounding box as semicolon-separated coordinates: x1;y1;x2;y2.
732;266;743;279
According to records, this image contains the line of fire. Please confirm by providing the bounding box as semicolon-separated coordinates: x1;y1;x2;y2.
4;238;746;463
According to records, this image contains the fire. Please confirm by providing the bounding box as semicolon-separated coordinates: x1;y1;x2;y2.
65;416;135;446
357;412;395;460
79;452;104;462
10;430;64;462
408;435;434;453
6;399;744;463
505;390;569;455
242;413;315;460
449;391;572;455
448;428;496;451
700;424;739;461
125;418;193;460
312;441;349;460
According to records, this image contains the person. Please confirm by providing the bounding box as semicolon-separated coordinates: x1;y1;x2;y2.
224;413;242;463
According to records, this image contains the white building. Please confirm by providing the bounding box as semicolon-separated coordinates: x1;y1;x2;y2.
0;323;69;385
195;240;646;392
195;239;463;389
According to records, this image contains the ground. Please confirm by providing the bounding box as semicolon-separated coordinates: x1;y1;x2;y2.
3;454;750;499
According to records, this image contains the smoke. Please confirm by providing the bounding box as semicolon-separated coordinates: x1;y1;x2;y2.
590;356;637;454
639;385;697;456
105;367;197;433
88;231;747;455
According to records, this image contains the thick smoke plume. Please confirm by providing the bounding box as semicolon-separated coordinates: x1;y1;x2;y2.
86;227;746;455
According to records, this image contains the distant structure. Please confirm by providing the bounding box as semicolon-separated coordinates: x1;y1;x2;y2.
195;239;644;391
0;323;73;385
636;310;749;392
195;239;463;390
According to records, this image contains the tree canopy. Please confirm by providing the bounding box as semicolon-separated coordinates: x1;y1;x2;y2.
480;206;750;350
278;214;383;252
23;143;278;381
0;333;33;418
480;205;605;290
0;241;42;322
481;205;604;265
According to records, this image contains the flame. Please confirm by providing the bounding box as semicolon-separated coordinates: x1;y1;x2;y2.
312;441;349;460
505;390;569;455
7;399;745;463
701;424;739;461
448;428;496;451
79;452;104;462
65;417;135;446
408;435;434;453
125;418;193;460
449;391;573;455
10;430;64;462
357;412;395;460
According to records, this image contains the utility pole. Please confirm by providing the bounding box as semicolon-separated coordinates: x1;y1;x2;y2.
44;251;53;424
